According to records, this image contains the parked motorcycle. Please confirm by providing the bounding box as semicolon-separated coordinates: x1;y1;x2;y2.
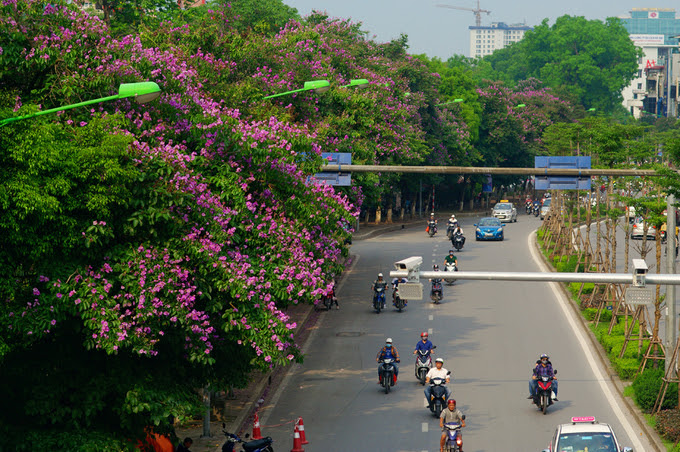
444;262;457;285
451;232;465;251
431;280;443;304
443;417;466;452
427;374;450;417
393;285;406;312
379;358;398;394
222;425;274;452
427;220;437;237
532;370;557;415
415;346;436;385
373;287;386;313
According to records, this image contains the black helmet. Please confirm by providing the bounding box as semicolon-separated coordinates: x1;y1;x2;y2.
433;264;439;270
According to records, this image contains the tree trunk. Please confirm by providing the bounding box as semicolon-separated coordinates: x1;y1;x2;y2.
386;197;393;224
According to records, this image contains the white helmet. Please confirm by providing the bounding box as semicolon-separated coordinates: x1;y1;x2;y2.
386;338;393;344
435;358;444;364
378;273;383;278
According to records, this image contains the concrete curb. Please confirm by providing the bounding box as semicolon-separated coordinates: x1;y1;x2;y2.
532;231;665;451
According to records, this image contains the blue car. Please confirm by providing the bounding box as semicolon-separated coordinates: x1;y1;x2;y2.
474;217;505;241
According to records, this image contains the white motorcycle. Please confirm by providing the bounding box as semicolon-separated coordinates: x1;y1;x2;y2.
444;262;457;285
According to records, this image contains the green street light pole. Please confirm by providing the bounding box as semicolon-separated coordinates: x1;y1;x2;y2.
340;79;369;89
263;80;331;99
0;81;161;128
435;98;464;107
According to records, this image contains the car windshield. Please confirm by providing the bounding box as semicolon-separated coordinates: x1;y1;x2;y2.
479;218;501;227
543;199;551;207
557;432;616;452
495;203;511;210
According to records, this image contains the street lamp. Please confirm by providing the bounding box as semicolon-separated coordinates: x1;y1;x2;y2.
340;79;369;89
435;98;464;107
263;80;331;99
0;81;161;127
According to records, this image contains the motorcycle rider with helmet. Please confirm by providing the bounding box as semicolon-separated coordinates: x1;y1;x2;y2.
430;265;443;300
376;338;400;384
444;250;459;270
528;353;558;401
371;273;388;308
428;213;438;234
425;358;451;403
439;399;465;452
414;331;435;358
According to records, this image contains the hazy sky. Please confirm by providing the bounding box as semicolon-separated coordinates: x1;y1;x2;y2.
283;0;678;59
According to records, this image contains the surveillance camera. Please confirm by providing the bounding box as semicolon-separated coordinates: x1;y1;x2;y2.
394;256;423;271
632;259;648;287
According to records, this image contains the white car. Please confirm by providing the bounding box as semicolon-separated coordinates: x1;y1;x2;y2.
631;216;657;240
541;416;632;452
492;201;517;223
540;198;551;220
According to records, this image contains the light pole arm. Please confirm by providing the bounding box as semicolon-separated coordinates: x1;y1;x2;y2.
0;94;120;128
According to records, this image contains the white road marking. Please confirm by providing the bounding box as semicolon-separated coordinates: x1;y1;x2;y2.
528;231;645;451
428;327;433;335
423;397;429;408
422;422;428;432
429;315;434;321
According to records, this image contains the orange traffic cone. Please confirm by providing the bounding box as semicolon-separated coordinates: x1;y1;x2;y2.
290;424;305;452
297;417;309;445
252;412;263;440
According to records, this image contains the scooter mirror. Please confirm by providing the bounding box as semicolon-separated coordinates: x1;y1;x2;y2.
461;414;466;420
432;345;437;349
222;423;226;428
554;369;557;375
446;370;451;375
245;433;250;439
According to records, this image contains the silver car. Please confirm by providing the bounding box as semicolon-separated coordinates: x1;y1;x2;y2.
492;202;517;223
539;198;552;220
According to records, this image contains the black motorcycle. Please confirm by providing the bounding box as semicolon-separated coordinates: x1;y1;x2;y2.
525;201;533;215
451;232;465;251
222;424;274;452
379;358;398;394
532;369;557;415
431;280;443;304
427;374;451;417
427;220;437;237
533;203;540;217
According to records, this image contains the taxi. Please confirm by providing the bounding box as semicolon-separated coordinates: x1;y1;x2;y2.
541;416;632;452
492;200;517;223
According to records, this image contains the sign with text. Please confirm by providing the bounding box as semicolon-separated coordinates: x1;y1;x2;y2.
534;156;591;190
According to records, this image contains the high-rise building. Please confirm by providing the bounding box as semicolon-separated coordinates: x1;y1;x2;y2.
469;22;532;58
619;8;680;118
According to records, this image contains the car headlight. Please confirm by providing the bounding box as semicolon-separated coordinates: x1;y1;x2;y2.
476;228;481;233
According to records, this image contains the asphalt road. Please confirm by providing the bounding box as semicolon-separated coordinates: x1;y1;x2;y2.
257;215;654;452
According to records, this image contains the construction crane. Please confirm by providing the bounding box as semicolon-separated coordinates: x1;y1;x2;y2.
436;1;491;27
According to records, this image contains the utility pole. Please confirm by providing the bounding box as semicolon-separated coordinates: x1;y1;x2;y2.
667;195;677;373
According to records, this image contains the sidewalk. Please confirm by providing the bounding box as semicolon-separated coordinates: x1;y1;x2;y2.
175;208;489;451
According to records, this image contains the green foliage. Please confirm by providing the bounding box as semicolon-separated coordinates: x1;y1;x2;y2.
485;15;641;113
612;357;639;381
220;0;299;35
633;368;678;412
582;307;611;323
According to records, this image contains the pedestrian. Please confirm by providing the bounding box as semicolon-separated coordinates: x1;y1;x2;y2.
177;437;193;452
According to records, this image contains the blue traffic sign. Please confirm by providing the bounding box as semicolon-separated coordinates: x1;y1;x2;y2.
535;156;591;190
309;152;352;186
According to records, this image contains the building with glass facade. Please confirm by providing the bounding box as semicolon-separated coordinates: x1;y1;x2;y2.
619;8;680;118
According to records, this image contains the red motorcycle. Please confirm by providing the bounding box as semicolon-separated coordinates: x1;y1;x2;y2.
532;370;557;414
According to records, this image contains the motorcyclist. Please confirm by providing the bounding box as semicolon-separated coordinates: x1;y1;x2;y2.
439;399;465;452
392;276;408;306
414;331;435;358
430;265;443;299
376;338;400;384
444;250;458;270
428;213;438;234
425;358;451;404
446;215;457;236
528;353;558;401
371;273;388;308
